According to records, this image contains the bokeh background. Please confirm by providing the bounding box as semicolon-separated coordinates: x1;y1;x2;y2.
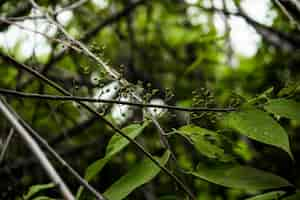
0;0;300;199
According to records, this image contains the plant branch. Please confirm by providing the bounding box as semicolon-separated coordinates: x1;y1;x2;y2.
273;0;300;30
30;0;178;176
0;53;197;200
17;0;146;90
0;128;14;164
1;99;106;200
0;18;82;52
41;0;146;75
0;88;236;112
290;0;300;12
0;134;105;175
29;0;120;80
0;97;75;200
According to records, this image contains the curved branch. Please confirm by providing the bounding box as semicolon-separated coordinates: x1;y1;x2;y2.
0;97;75;200
0;52;197;200
2;100;106;200
17;0;146;90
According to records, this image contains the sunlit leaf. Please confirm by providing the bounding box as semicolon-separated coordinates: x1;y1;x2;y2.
222;108;293;159
103;150;171;200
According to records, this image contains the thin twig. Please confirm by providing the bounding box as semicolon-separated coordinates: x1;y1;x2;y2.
0;128;14;164
17;0;146;90
0;52;197;200
0;134;105;175
289;0;300;12
29;0;119;79
0;97;75;200
28;1;225;180
1;99;106;200
273;0;300;30
0;18;82;52
0;15;45;21
125;12;175;161
30;0;177;179
0;88;236;112
8;1;196;197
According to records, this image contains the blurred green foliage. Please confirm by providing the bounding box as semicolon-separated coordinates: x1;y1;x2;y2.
1;0;300;199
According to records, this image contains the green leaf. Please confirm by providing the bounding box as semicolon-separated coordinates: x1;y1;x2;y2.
103;150;171;200
85;123;148;181
189;163;292;191
264;99;300;121
222;108;293;159
92;123;147;179
245;191;286;200
76;123;148;198
233;140;253;161
23;183;55;200
177;125;234;162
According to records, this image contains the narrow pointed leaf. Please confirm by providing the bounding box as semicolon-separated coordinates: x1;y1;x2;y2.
177;125;234;162
76;123;148;199
264;99;300;121
104;150;171;200
189;163;292;191
223;108;293;159
24;183;55;200
84;122;148;181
